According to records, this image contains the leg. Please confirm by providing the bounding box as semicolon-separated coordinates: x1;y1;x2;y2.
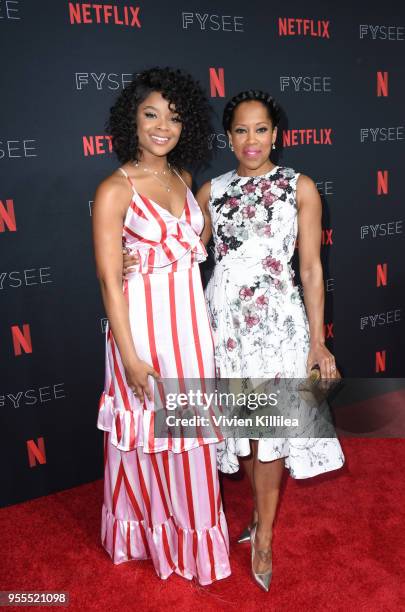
252;441;284;573
239;444;258;526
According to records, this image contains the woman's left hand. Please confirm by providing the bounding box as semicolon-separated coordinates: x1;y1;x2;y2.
307;343;338;379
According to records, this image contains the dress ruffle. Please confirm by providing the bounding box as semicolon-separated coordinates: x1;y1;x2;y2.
97;392;221;453
125;221;207;274
101;503;231;585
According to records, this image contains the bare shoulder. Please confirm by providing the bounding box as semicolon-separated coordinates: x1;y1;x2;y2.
179;168;193;189
297;173;318;195
296;174;320;209
93;169;132;217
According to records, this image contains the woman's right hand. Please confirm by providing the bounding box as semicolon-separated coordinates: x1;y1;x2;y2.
122;248;140;278
124;358;160;404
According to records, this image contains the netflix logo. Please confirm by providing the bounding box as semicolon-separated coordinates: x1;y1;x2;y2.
0;198;16;232
209;67;225;97
322;229;333;246
377;71;388;96
83;135;112;156
278;17;330;38
324;322;334;339
283;128;332;147
11;323;32;356
68;3;141;27
375;350;386;373
376;263;387;287
27;438;46;467
377;170;388;195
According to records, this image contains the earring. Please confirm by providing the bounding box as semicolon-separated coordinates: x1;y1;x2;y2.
229;142;234;151
272;143;276;150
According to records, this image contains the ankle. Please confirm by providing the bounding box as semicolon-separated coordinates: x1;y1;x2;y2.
256;525;273;545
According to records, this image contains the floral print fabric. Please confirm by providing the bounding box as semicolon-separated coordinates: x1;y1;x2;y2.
205;166;345;478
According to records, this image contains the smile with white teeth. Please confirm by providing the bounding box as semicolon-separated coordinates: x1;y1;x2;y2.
151;135;170;144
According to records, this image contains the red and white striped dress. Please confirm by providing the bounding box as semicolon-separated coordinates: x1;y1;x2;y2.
97;167;230;585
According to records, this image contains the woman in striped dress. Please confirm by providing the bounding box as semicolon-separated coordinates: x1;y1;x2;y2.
92;67;230;585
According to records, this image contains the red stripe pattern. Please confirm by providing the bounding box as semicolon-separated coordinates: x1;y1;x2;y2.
97;168;230;585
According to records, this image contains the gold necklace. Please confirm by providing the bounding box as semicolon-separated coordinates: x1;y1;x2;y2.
133;161;173;192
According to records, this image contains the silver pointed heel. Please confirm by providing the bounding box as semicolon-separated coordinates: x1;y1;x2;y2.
237;522;256;544
250;524;273;592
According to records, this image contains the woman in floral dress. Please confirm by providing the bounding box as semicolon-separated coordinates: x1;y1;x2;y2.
196;90;345;591
123;89;345;591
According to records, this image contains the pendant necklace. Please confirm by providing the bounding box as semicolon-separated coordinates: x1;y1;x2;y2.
133;160;173;192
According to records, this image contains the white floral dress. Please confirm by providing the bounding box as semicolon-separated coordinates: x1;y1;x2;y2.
205;165;345;478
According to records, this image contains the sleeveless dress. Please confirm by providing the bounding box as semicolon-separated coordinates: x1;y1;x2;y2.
205;165;345;478
96;167;230;585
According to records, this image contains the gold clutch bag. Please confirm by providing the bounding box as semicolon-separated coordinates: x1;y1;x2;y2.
299;364;342;405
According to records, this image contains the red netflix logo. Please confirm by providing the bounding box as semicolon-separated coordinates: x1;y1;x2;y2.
27;438;46;467
376;263;387;287
377;71;388;97
83;135;113;156
0;199;17;232
377;170;388;195
324;322;334;339
283;129;332;146
68;3;141;27
322;229;333;245
11;324;32;356
278;17;330;38
375;350;386;373
209;68;225;97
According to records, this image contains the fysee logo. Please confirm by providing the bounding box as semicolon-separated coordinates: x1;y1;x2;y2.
280;76;332;93
75;73;133;90
182;12;244;31
68;3;141;27
0;1;21;19
278;17;330;38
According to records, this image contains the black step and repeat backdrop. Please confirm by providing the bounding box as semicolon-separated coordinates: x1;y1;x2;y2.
1;1;404;506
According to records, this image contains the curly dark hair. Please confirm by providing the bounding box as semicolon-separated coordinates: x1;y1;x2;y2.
222;90;281;132
106;67;213;170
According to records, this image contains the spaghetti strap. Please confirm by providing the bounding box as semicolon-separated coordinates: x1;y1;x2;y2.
172;167;189;189
119;166;136;191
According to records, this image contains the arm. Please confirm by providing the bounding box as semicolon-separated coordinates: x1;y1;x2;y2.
92;177;158;401
195;180;212;245
296;174;337;379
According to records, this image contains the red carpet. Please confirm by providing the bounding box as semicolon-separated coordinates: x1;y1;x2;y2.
1;439;404;612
